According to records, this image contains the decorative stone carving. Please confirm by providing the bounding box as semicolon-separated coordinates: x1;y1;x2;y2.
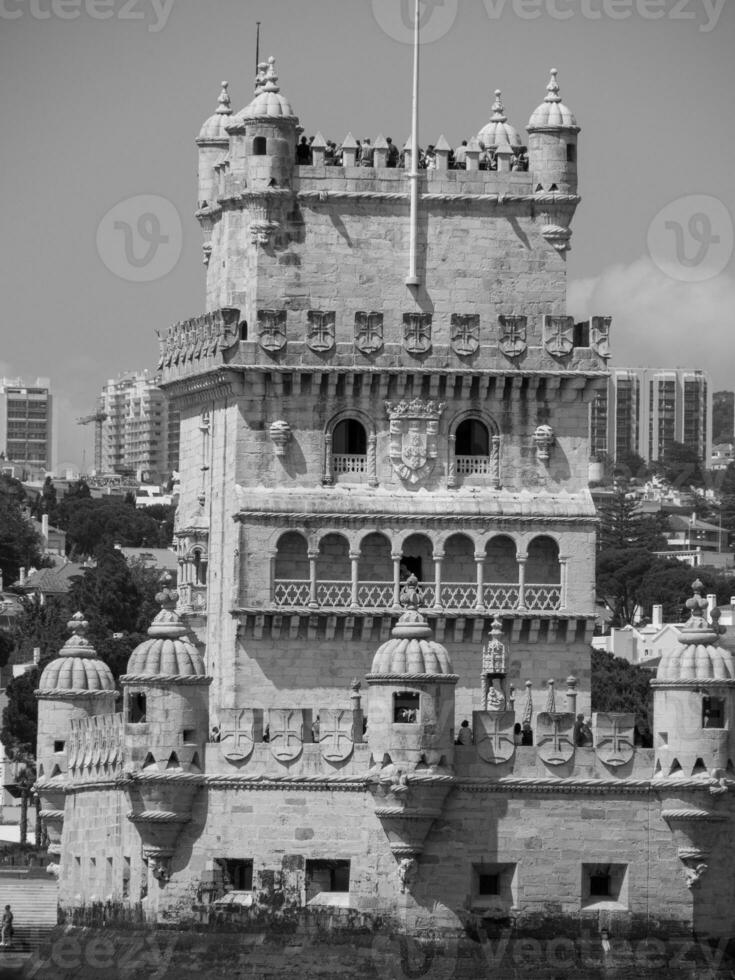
385;398;446;484
355;311;384;354
306;310;336;352
594;712;635;767
683;860;708;889
147;855;172;883
498;315;527;358
533;424;555;461
540;224;572;252
403;313;432;354
474;710;516;764
258;309;287;352
450;314;480;356
219;708;257;763
536;712;575;765
591;315;612;359
269;420;291;457
543;315;574;357
397;857;418;893
318;708;354;763
269;709;304;762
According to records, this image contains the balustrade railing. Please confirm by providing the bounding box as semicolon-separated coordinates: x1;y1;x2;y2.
455;456;493;476
272;579;562;611
332;454;367;474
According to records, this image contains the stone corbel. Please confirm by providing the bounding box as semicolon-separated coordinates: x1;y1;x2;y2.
270;420;291;457
533;424;555;461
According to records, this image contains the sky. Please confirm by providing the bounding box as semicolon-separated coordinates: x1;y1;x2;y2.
0;0;733;471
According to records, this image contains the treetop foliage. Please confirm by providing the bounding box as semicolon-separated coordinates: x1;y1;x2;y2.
591;650;653;737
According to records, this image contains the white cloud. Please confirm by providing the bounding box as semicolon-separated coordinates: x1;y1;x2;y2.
568;257;735;390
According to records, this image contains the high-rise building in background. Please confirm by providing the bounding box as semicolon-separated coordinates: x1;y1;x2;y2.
0;376;53;472
98;371;179;483
590;368;711;466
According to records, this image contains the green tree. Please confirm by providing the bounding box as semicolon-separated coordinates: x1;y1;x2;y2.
1;666;41;759
57;498;171;559
613;449;648;482
597;485;668;553
32;476;58;523
591;650;653;739
661;440;705;488
0;479;45;586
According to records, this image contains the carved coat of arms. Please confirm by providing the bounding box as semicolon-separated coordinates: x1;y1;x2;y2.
403;313;432;354
258;309;287;352
498;315;527;357
354;311;384;354
307;310;335;352
594;712;635;767
450;314;480;356
543;315;574;357
385;398;445;484
269;708;304;762
590;316;612;359
219;708;257;763
318;708;354;763
536;712;575;765
475;710;516;764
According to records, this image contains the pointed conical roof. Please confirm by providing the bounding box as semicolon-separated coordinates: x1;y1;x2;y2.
527;69;579;131
478;90;523;149
198;81;233;142
37;613;116;694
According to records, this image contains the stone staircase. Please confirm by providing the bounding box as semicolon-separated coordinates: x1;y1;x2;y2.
0;869;57;952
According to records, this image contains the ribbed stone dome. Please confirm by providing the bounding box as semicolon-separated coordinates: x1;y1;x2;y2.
370;578;453;676
477;91;523;149
527;69;579;130
656;582;735;682
233;56;296;123
125;582;205;678
38;613;115;693
197;81;232;141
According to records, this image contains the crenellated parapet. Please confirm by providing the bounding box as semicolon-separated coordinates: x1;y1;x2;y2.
66;712;125;780
157;307;240;371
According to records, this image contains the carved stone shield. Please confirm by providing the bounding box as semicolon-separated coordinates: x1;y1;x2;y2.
536;712;575;765
258;309;287;352
403;313;432;354
498;315;527;357
319;708;354;763
591;316;612;359
450;314;479;356
386;399;445;485
594;712;635;767
474;710;516;764
355;311;383;354
306;310;335;352
543;316;574;357
219;708;257;763
269;709;304;762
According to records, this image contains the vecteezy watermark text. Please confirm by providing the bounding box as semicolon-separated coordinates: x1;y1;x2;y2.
0;0;175;32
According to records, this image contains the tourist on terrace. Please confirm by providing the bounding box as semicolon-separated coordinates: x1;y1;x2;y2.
359;138;374;167
0;905;12;947
454;140;468;169
296;135;312;164
386;137;399;167
521;722;533;746
456;719;473;745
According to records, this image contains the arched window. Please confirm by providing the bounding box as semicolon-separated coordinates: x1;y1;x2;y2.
526;536;560;584
253;136;267;156
333;419;366;455
192;549;207;586
456;419;489;456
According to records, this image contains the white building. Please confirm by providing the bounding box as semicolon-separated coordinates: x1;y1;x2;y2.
0;377;54;472
99;370;177;483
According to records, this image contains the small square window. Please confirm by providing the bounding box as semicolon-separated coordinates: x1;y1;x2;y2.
305;859;350;903
128;693;147;723
215;858;253;892
53;740;65;753
394;692;420;724
703;696;725;728
582;863;628;909
478;873;499;896
471;863;516;911
182;729;196;743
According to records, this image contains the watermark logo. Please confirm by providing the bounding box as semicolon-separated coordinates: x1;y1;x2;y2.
647;194;734;283
97;194;182;283
0;0;175;32
371;0;459;44
482;0;726;31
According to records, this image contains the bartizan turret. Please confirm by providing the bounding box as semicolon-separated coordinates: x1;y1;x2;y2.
120;578;210;888
35;613;117;860
196;80;232;211
527;69;580;252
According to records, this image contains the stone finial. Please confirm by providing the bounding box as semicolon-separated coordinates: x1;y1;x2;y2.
545;68;562;103
66;611;89;639
522;680;533;726
255;61;268;92
216;81;232;116
262;56;280;93
270;419;292;456
155;574;179;611
491;89;507;122
566;675;578;714
435;134;450;171
534;424;555;461
399;574;421;611
545;679;556;714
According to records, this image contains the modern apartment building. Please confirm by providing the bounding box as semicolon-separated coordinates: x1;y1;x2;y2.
99;371;179;483
590;368;711;466
0;376;53;471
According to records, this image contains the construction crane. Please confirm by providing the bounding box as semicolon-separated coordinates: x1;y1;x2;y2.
76;410;107;474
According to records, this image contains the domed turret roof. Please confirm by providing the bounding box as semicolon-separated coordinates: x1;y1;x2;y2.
231;56;296;124
656;581;735;682
125;579;206;679
370;577;454;676
38;613;115;694
477;91;523;149
197;81;232;142
527;69;579;131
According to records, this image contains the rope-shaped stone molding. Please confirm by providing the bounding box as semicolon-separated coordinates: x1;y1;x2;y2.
366;673;459;685
296;190;580;206
127;810;191;823
119;674;212;686
39;809;65;821
34;689;118;701
661;809;729;822
122;771;205;785
204;774;369;791
373;807;443;819
650;679;735;689
35;777;68;792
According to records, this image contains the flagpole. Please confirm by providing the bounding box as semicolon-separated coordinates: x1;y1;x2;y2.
406;0;420;287
255;21;261;78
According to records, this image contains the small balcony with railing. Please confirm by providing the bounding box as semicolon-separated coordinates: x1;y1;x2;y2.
270;531;565;614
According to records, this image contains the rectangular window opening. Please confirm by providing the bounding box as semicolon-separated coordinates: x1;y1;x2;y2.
703;696;725;728
305;859;350;903
471;863;516;911
582;863;628;909
215;858;254;892
393;691;420;724
53;740;65;753
128;693;147;724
